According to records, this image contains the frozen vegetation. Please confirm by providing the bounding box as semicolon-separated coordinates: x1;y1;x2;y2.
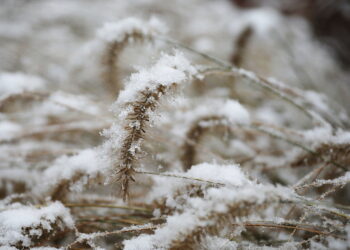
0;0;350;249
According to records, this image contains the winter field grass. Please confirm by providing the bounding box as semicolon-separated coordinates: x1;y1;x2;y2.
1;0;350;249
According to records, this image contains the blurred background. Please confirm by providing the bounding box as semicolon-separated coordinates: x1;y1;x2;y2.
1;0;350;110
231;0;350;69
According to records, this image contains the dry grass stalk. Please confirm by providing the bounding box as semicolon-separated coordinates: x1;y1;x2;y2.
181;116;224;170
231;26;253;66
98;18;165;96
116;85;170;201
101;32;144;95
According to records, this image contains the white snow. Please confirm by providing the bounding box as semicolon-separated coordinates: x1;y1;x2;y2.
187;163;251;186
332;130;350;145
0;73;45;99
219;100;250;124
48;91;101;116
116;51;197;105
124;167;295;250
309;172;350;188
184;99;250;126
138;161;297;250
240;8;281;35
302;126;333;144
145;162;249;203
37;148;105;194
0;121;22;141
163;98;250;140
0;169;36;187
0;202;74;247
304;91;331;114
97;17;166;43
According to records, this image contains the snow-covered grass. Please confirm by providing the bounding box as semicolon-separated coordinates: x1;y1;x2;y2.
0;202;74;248
1;0;350;249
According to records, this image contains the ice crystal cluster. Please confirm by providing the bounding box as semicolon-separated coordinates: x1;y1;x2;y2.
1;0;350;249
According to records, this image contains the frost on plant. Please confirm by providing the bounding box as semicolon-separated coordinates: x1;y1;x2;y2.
103;51;196;201
0;202;74;248
1;1;350;249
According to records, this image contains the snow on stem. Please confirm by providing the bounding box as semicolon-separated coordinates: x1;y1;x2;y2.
109;51;197;201
158;36;333;128
96;17;166;95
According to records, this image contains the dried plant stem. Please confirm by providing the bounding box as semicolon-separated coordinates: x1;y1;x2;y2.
181;116;225;170
233;221;341;238
0;92;48;111
64;203;152;212
283;164;328;226
297;199;350;220
293;164;328;190
117;85;173;201
135;170;224;187
231;26;253;66
243;124;347;171
0;121;109;143
290;187;350;240
168;200;294;249
0;91;106;118
234;69;329;127
155;36;229;68
159;36;330;127
102;32;144;95
180;114;346;172
180;119;346;171
77;217;147;225
66;224;160;249
295;179;349;191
